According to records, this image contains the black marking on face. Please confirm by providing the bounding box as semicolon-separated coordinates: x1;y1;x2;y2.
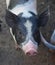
33;30;41;45
12;28;26;45
28;13;41;45
11;18;27;45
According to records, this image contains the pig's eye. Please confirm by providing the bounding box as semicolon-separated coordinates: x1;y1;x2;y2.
15;31;26;44
19;31;25;39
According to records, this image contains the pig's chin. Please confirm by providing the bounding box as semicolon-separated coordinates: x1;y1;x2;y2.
22;40;38;55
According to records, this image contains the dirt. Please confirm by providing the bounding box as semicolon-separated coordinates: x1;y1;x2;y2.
0;0;55;65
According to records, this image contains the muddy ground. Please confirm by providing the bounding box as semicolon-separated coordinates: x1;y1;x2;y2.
0;0;55;65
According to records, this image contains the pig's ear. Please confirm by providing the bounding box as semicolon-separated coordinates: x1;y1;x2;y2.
5;10;19;28
38;9;49;27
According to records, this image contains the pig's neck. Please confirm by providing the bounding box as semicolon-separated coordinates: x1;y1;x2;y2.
9;0;37;18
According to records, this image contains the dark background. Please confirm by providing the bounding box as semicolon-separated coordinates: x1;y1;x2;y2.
0;0;55;65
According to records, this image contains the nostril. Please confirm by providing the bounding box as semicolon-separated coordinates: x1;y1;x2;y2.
33;52;37;55
26;52;31;56
26;51;37;56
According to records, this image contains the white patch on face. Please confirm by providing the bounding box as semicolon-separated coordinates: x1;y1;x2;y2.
18;20;32;46
24;20;32;37
9;0;37;18
9;27;17;43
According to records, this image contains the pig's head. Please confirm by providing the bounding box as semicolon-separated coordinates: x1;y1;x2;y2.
6;9;48;56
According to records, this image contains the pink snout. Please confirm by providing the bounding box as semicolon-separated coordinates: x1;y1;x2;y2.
26;49;37;56
22;40;38;56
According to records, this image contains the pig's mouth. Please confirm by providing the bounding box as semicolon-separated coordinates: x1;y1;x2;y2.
40;30;55;50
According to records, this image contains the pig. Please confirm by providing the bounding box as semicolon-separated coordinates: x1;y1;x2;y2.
5;0;49;56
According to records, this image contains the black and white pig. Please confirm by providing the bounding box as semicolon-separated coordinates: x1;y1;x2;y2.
5;0;48;56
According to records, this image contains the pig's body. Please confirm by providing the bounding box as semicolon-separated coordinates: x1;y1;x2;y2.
6;0;49;56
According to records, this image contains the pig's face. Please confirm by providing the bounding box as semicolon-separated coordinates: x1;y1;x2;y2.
12;14;40;55
6;10;48;56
